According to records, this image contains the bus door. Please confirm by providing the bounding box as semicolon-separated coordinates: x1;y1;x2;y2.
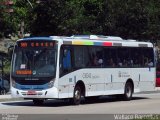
60;46;72;76
59;45;73;97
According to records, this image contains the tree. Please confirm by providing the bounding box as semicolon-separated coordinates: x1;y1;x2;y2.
30;0;104;36
63;0;104;35
1;0;160;42
0;0;36;38
30;0;67;36
0;0;14;38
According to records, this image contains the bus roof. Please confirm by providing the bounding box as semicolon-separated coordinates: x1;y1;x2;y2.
62;35;153;48
18;36;66;41
18;37;52;41
17;35;153;48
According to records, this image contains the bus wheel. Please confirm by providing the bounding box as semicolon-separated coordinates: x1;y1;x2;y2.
73;86;82;105
33;99;44;105
123;82;133;101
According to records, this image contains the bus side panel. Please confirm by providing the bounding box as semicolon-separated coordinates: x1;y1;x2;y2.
84;69;105;96
58;67;155;98
138;68;155;91
107;69;129;94
58;75;70;98
58;69;106;98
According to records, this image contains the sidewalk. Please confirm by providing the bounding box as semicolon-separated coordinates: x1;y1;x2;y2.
0;94;11;100
0;94;23;102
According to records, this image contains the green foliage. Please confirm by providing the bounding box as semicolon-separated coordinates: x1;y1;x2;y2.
64;0;104;35
103;0;149;39
0;0;34;38
0;0;15;37
30;0;67;36
30;0;105;35
0;0;160;41
3;59;11;75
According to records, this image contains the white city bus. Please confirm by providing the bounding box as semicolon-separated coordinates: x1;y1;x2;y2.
10;35;156;105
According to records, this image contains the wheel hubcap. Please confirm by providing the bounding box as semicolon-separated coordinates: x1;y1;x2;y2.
75;90;80;100
126;86;131;97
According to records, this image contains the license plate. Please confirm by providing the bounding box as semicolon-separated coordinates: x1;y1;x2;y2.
27;90;36;95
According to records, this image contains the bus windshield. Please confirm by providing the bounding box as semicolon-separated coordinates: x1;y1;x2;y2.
12;45;57;78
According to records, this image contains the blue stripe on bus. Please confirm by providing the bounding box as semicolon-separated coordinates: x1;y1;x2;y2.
15;82;49;90
94;42;103;46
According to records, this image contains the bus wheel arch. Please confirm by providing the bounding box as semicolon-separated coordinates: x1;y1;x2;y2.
75;80;86;97
124;79;134;100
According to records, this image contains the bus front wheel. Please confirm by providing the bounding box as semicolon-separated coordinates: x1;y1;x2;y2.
72;85;82;105
123;82;133;101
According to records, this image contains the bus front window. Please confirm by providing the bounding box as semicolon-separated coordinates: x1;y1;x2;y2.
12;47;56;78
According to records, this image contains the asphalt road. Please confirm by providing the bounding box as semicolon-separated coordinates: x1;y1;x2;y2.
0;92;160;120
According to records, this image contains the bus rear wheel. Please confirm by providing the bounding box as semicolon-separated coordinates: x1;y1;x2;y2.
72;85;82;105
33;99;44;105
123;82;133;101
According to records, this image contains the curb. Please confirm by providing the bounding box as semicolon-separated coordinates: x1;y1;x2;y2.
0;95;11;99
0;98;24;102
0;95;23;102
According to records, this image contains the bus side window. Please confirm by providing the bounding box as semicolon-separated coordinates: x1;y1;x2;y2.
63;49;71;70
60;47;72;76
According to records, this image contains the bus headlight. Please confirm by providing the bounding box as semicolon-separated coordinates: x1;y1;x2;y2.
48;80;54;88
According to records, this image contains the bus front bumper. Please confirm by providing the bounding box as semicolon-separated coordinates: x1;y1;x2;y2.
11;87;59;99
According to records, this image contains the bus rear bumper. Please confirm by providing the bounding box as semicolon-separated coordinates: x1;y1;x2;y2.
11;87;59;99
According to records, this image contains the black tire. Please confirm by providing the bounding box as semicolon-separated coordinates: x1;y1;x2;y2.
33;99;44;105
123;82;133;101
72;85;82;105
